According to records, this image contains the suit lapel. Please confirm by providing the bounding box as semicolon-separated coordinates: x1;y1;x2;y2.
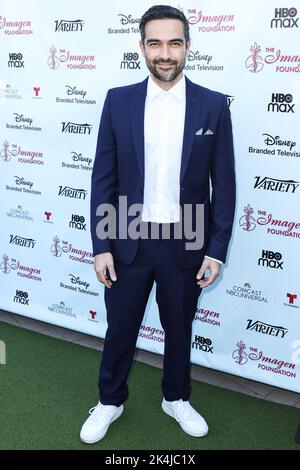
180;77;203;185
130;77;148;187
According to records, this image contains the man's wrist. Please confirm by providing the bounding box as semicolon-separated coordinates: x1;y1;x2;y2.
204;255;223;265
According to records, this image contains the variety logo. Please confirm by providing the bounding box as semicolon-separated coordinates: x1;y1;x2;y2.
268;93;295;113
48;301;76;318
0;17;33;35
120;52;141;70
246;319;288;339
8;52;24;68
69;214;86;230
284;293;299;308
0;84;22;100
1;140;44;165
248;133;300;159
195;307;221;327
258;250;283;270
178;5;235;32
58;185;87;200
54;19;84;32
246;42;300;74
47;45;96;70
271;8;299;29
0;254;41;281
9;235;36;248
226;282;268;303
232;340;296;379
6;205;33;222
185;50;224;72
226;95;235;107
13;289;29;306
61;121;92;134
239;204;300;239
192;335;214;353
50;236;93;264
56;85;96;105
254;176;299;193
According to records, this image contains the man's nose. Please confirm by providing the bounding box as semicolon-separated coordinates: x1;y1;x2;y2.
159;45;171;60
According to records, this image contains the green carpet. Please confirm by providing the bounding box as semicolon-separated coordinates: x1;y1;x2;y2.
0;320;299;450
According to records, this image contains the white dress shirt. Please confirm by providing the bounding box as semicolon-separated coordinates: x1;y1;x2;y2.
141;74;222;265
142;73;185;223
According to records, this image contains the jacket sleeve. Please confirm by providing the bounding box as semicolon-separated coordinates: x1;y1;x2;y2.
90;89;118;257
205;95;236;263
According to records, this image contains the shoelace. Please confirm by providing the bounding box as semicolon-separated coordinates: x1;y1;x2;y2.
173;399;195;422
88;403;112;424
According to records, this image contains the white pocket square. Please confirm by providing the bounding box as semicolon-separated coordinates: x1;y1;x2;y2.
195;128;214;136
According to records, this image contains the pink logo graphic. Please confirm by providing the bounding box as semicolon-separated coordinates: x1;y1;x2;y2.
232;340;296;378
245;42;264;73
50;236;93;262
239;204;256;231
50;236;62;257
246;43;300;73
232;340;248;365
0;16;6;29
47;45;95;70
1;140;43;164
0;254;17;274
47;45;60;70
0;140;11;162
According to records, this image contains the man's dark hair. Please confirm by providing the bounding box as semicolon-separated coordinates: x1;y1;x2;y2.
139;5;190;44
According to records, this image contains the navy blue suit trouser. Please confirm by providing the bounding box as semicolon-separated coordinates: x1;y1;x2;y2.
98;222;202;406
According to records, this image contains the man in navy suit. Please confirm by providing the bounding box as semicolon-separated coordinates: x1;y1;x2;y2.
80;5;235;444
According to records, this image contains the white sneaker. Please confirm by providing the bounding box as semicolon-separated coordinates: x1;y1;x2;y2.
80;401;123;444
162;398;208;437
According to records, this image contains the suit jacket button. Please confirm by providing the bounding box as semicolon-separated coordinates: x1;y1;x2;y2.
180;187;184;191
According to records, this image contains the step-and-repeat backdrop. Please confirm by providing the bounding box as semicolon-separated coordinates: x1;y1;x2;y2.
1;0;300;392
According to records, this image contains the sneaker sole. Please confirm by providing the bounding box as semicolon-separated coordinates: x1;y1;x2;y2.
80;405;124;444
161;401;208;438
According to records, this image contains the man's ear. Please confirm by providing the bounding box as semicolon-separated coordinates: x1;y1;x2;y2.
139;40;145;57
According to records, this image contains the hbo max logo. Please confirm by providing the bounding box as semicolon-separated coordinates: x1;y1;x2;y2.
271;8;299;28
268;93;295;113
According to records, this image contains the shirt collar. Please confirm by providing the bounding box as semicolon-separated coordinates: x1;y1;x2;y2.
147;73;185;102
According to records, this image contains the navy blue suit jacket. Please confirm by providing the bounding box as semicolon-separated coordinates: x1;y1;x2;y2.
90;76;236;269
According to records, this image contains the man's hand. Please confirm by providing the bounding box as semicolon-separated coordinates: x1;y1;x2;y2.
94;252;117;289
196;258;221;288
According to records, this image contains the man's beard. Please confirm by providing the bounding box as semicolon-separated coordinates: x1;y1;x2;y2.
145;55;186;83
